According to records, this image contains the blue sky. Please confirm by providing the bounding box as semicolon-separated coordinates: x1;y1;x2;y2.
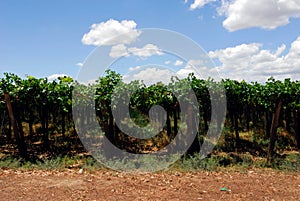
1;0;300;82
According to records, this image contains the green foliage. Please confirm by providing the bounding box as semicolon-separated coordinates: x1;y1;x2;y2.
1;70;300;170
0;155;23;169
174;154;219;172
276;153;300;171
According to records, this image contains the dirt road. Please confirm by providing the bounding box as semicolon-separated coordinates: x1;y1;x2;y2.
0;169;299;201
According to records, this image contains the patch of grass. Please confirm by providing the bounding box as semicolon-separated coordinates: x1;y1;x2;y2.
0;155;23;169
0;151;299;173
0;154;105;171
35;156;70;170
171;154;219;172
171;151;300;173
81;156;104;172
273;152;300;171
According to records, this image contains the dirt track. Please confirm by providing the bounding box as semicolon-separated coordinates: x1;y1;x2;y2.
0;169;299;201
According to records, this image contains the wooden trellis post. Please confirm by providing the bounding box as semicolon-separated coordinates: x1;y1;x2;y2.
267;99;282;165
4;93;27;158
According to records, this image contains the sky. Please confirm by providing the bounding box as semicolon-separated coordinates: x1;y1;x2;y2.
1;0;300;83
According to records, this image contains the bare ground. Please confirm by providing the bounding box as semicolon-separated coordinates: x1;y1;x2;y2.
0;169;299;201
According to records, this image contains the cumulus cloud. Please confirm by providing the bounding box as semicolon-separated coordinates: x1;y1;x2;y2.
129;66;142;71
82;19;165;60
109;43;164;59
76;62;83;67
176;59;210;79
208;36;300;82
285;36;300;67
220;0;300;31
176;68;195;78
128;44;164;58
109;44;129;58
123;67;176;86
209;43;262;69
174;60;184;66
190;0;300;31
190;0;216;10
82;19;141;46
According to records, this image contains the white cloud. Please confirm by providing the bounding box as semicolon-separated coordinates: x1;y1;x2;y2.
109;44;163;58
190;0;216;10
174;60;184;66
219;0;300;31
82;19;141;46
208;36;300;82
177;68;195;78
47;74;69;81
123;67;176;86
109;44;129;58
109;43;163;59
128;44;164;58
177;59;209;79
285;36;300;67
164;60;171;65
189;0;300;31
129;65;142;71
76;62;83;67
209;43;261;69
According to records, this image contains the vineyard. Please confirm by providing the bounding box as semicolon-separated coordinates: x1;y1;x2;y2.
0;70;300;169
